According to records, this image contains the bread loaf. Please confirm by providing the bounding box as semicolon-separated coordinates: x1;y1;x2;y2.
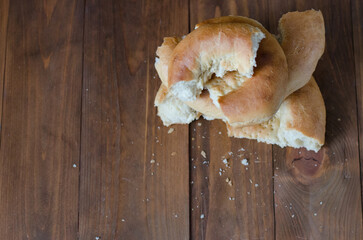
154;10;326;151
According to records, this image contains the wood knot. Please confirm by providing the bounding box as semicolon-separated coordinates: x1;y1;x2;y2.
287;148;328;185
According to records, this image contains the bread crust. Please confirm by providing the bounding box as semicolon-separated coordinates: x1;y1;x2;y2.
279;10;325;95
227;77;325;151
154;11;326;150
168;22;263;87
184;16;288;125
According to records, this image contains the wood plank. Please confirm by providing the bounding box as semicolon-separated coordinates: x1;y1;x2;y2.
0;0;84;239
269;0;363;239
0;0;9;134
352;0;363;204
79;0;189;239
189;1;275;239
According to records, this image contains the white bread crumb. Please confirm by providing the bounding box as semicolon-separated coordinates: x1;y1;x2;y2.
226;178;233;186
241;159;249;166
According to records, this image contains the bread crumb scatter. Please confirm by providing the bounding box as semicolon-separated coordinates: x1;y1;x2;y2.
121;219;125;222
241;159;249;166
226;178;233;186
200;214;205;219
201;150;207;158
171;152;177;156
320;201;323;205
150;159;155;164
229;197;235;200
197;122;202;126
314;213;317;216
238;147;245;152
73;164;77;168
249;179;253;184
192;137;195;141
218;131;222;135
291;214;295;218
168;128;174;134
95;237;100;240
255;184;259;187
222;158;230;167
337;118;341;121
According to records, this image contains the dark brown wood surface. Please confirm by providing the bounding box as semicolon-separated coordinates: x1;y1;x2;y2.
0;0;84;238
0;0;362;239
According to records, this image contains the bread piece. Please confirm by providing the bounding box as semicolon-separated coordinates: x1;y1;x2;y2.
171;17;288;126
168;22;265;103
155;37;181;87
153;12;326;151
227;77;325;152
154;84;200;126
278;10;325;96
185;12;325;126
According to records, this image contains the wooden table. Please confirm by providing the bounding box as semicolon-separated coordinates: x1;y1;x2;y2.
0;0;362;239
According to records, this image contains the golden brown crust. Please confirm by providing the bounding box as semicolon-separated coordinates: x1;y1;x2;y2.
189;16;289;125
284;77;325;143
168;22;263;86
227;77;325;147
196;16;267;34
154;84;168;105
279;10;325;95
218;31;288;124
155;37;181;86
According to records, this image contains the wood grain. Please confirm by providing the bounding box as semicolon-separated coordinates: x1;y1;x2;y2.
269;0;363;239
352;0;363;204
79;0;189;239
0;0;9;134
0;0;361;239
0;0;84;239
189;1;274;239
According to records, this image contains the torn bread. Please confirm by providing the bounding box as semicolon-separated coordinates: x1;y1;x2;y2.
227;77;325;152
278;10;325;96
154;84;200;126
165;16;289;126
153;11;326;151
